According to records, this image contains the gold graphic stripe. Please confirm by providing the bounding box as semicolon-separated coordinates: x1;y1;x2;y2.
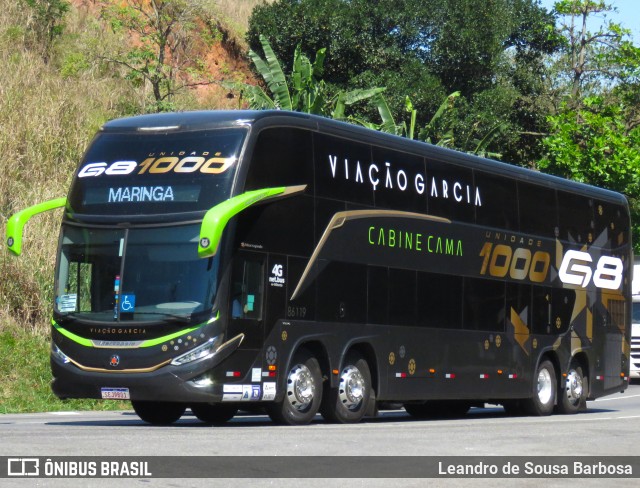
66;357;172;374
290;209;450;301
510;307;530;355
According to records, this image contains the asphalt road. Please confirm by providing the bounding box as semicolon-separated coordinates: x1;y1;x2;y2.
2;383;640;487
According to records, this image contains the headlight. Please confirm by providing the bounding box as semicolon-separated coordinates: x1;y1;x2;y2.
171;335;222;366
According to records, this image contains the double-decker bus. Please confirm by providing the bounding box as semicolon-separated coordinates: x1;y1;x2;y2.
6;110;632;425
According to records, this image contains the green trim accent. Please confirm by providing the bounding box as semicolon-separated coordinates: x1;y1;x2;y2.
198;185;307;258
52;320;93;347
141;311;219;347
51;312;219;348
6;197;67;256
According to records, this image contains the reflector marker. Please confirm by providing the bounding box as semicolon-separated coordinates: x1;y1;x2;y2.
445;373;456;379
395;372;407;378
479;374;489;379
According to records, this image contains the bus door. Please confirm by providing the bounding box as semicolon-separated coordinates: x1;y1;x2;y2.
228;251;265;349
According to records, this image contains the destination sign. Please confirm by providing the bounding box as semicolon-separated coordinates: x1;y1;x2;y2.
82;185;201;205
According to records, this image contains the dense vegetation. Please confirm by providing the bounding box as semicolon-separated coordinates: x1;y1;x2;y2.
0;0;638;411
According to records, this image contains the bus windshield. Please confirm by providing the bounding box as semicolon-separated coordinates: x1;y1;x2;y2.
55;223;219;323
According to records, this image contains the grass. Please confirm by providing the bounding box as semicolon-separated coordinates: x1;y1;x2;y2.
212;0;274;33
0;318;128;413
0;0;142;337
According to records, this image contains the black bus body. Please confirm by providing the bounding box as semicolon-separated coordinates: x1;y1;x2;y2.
38;110;632;424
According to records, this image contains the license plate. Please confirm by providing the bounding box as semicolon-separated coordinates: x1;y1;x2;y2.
101;387;130;400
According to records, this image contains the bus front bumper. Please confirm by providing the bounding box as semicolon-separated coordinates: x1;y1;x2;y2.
50;334;251;404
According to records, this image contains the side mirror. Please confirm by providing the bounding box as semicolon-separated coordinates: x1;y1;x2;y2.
198;185;306;258
6;197;67;256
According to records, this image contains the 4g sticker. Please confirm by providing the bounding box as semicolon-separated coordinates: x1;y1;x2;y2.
269;264;285;288
78;154;236;178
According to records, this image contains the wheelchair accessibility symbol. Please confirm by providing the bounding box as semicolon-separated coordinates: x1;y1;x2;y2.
120;294;136;312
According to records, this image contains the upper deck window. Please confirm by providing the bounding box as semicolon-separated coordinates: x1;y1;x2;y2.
68;128;246;215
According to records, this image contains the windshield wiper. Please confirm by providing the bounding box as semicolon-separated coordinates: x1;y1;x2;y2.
128;312;192;324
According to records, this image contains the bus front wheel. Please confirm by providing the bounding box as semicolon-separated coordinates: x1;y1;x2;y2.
191;403;238;424
131;400;186;425
266;349;322;425
523;359;556;416
321;352;372;423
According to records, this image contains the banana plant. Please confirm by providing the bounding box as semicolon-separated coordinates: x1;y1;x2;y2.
419;91;460;147
244;35;292;110
239;35;384;120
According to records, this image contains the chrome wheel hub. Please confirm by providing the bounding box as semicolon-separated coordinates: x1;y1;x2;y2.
536;368;553;405
338;365;365;410
565;369;583;404
286;364;315;411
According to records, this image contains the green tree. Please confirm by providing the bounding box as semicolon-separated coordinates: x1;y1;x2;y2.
540;98;640;190
239;35;384;121
552;0;638;103
100;0;213;112
247;0;447;130
21;0;70;64
247;0;561;166
541;1;640;251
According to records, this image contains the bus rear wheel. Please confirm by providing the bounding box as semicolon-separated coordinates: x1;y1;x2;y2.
191;403;238;424
523;359;556;416
556;364;587;414
132;400;185;425
321;352;371;423
266;349;322;425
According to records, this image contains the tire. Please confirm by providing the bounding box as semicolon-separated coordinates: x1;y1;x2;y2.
191;403;238;424
131;400;186;425
321;352;372;423
556;364;588;414
266;349;323;425
523;359;557;416
404;401;470;419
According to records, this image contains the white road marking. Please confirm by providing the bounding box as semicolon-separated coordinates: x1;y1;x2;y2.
589;393;640;402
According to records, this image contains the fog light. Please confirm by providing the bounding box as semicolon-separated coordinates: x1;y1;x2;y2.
51;342;70;364
191;375;214;387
